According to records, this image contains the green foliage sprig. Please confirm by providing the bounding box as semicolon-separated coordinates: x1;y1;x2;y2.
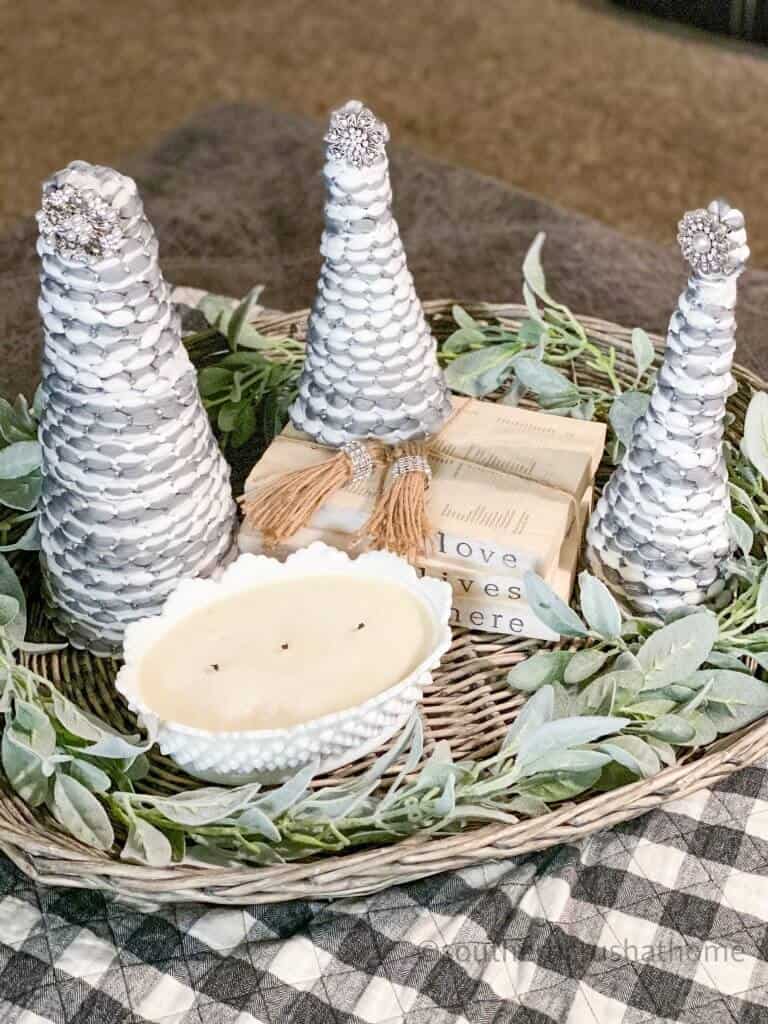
511;569;768;763
443;235;656;463
0;604;687;867
182;287;304;450
3;542;768;866
0;392;42;555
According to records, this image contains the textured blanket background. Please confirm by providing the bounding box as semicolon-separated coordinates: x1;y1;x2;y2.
3;0;768;261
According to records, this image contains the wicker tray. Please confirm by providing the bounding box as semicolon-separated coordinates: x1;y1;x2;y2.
2;300;767;907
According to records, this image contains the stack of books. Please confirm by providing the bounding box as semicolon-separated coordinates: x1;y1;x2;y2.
238;397;606;640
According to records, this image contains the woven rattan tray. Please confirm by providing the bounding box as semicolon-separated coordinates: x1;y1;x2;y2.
2;300;767;906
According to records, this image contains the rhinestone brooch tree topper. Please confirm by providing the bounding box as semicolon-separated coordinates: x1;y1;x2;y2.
36;182;123;264
324;100;389;168
677;208;732;276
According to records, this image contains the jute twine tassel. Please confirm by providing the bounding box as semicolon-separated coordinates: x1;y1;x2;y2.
365;442;433;562
239;440;385;547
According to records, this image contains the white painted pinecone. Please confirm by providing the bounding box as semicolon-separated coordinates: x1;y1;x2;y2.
587;199;749;617
37;161;237;655
290;101;452;446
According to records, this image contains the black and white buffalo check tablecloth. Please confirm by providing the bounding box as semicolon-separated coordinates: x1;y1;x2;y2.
2;766;768;1023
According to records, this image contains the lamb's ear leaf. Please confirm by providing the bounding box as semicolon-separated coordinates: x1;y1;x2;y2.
516;715;630;773
121;818;174;867
635;613;718;687
578;572;622;639
502;686;555;753
631;328;655;379
507;652;572;693
563;649;612;684
728;513;753;557
597;735;660;779
524;571;587;638
0;554;26;650
741;391;768;479
0;595;19;626
2;728;49;806
51;774;114;851
756;570;768;624
512;358;578;404
0;473;42;512
639;714;697;744
609;390;650;448
66;759;112;794
452;305;481;331
443;345;518;398
0;441;42;480
197;293;237;328
521;233;569;312
226;286;265;351
693;670;768;733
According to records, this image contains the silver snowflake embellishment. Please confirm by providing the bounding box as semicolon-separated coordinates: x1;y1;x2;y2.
677;208;732;276
325;103;389;168
37;183;123;263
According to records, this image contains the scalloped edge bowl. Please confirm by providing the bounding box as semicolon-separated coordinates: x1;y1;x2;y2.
115;542;453;783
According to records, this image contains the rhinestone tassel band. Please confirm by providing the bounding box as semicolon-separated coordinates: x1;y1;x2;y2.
391;453;432;485
341;441;376;483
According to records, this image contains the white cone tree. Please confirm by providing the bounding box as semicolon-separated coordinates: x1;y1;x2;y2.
587;199;749;617
290;100;452;447
36;161;237;655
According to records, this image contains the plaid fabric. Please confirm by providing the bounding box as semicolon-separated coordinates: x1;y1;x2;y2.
2;766;768;1023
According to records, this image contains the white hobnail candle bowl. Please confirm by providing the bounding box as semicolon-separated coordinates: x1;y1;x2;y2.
115;542;452;783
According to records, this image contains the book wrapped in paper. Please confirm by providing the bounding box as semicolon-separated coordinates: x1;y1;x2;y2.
239;398;605;639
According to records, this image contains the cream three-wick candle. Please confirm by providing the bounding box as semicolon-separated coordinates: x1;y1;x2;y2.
138;576;434;731
116;544;453;782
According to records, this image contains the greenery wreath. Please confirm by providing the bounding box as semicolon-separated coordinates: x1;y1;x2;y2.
2;237;768;870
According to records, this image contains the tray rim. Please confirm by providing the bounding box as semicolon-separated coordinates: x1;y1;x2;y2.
3;297;767;907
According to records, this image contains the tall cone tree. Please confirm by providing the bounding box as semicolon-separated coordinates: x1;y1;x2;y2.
587;199;749;617
36;161;237;655
290;100;452;447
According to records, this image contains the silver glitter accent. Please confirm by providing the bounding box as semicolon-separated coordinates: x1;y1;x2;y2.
324;100;389;168
587;198;749;618
291;101;452;447
391;453;431;484
37;161;237;655
37;181;123;264
342;441;374;482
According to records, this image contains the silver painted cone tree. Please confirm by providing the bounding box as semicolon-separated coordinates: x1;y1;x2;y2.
290;100;452;446
587;199;749;618
36;161;237;655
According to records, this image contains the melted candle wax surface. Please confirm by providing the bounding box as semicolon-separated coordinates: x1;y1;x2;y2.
138;575;435;732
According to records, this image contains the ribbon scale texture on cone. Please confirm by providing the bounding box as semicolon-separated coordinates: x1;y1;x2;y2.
36;161;237;655
290;100;452;446
587;198;750;617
